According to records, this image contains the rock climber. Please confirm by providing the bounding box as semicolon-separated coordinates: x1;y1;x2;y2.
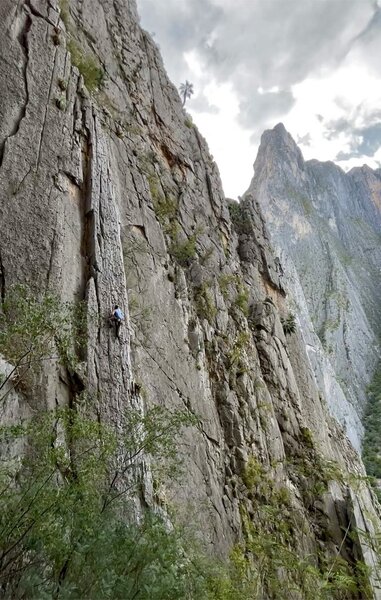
110;305;124;338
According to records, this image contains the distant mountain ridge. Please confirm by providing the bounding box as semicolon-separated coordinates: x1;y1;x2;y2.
246;123;381;450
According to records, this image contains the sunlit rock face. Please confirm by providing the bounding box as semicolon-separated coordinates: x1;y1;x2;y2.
246;123;381;451
0;2;380;595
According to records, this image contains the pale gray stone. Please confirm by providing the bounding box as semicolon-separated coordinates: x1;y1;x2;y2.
0;2;379;594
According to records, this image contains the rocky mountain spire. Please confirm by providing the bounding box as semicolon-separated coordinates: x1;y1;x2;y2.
247;123;381;451
253;122;305;181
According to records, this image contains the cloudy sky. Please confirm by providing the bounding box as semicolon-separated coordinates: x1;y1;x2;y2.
137;0;381;198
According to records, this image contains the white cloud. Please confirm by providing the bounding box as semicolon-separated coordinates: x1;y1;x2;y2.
188;82;255;197
137;0;381;196
282;61;381;168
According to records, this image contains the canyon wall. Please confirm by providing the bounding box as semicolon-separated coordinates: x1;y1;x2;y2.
246;123;381;452
0;1;380;595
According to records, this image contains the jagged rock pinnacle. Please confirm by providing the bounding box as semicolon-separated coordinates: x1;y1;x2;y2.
247;124;381;454
254;123;305;178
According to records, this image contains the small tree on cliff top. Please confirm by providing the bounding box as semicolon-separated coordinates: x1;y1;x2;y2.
179;80;194;106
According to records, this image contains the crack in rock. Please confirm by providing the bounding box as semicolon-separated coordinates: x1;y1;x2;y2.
0;8;31;168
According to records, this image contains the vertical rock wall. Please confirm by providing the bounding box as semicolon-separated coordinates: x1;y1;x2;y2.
246;123;381;451
0;1;380;595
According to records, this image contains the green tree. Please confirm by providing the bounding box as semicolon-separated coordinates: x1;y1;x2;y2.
281;312;297;335
0;286;215;598
0;405;202;599
0;287;377;599
179;81;194;106
0;285;87;402
362;367;381;501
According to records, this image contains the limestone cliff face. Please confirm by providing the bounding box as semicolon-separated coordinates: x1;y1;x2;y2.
0;1;380;595
246;123;381;452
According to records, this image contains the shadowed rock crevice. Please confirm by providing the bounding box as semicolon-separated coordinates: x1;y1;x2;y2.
0;9;31;168
0;249;5;305
35;44;60;170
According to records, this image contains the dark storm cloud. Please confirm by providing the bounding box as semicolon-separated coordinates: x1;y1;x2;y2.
137;0;379;155
345;8;381;75
323;111;381;161
336;123;381;161
348;6;381;47
358;124;381;156
137;0;222;81
324;117;352;141
200;1;372;88
238;88;295;129
197;0;376;132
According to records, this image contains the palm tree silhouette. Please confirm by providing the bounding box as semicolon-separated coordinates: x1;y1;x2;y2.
179;81;194;106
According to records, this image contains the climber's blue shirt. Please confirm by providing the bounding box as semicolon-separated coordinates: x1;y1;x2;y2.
114;308;124;320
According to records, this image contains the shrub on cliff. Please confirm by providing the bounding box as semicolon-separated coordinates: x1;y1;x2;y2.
0;407;204;599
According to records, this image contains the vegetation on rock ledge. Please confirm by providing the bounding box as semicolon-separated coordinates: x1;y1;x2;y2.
362;367;381;502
